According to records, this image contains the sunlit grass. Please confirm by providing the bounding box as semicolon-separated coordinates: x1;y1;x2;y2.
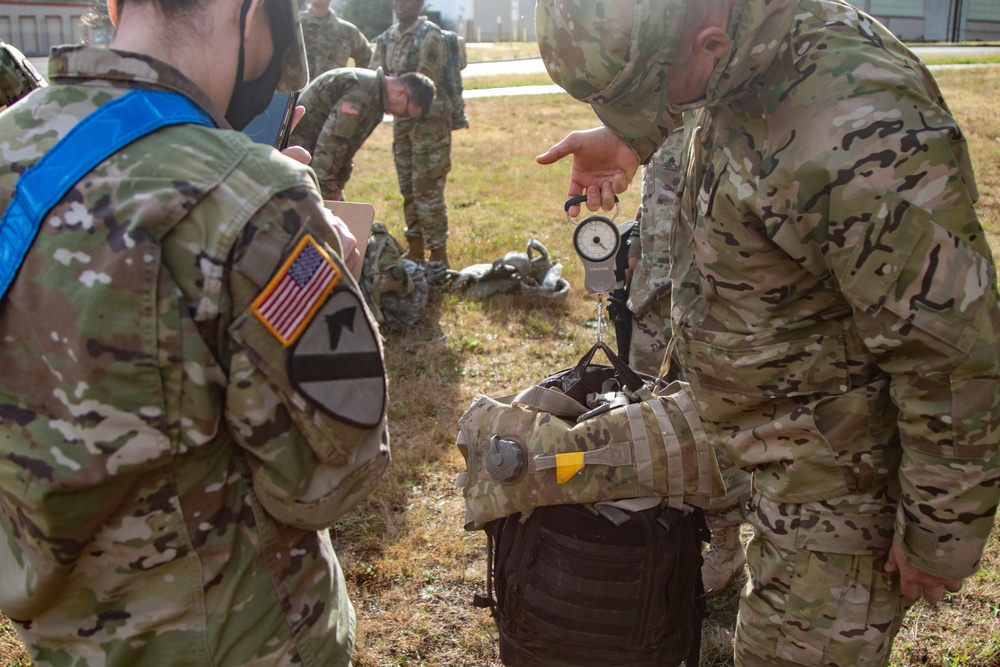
2;63;999;667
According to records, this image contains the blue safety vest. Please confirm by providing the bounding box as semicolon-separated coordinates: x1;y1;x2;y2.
0;89;215;301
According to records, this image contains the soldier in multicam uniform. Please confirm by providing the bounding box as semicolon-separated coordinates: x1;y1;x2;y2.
0;0;389;664
0;39;46;108
536;0;1000;665
627;125;752;597
290;67;435;201
371;0;454;267
299;0;372;78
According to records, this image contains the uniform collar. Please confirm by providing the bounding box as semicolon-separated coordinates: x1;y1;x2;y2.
47;45;227;127
392;15;427;39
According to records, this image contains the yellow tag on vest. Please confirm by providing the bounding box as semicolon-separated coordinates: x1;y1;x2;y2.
555;452;585;484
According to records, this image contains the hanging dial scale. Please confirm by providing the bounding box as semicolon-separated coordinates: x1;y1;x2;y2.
566;195;621;294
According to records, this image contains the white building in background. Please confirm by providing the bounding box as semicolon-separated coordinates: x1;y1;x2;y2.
330;0;538;42
426;0;538;42
3;0;1000;55
327;0;999;43
327;0;998;43
858;0;1000;42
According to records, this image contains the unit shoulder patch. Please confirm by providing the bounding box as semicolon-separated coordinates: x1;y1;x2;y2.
289;286;386;427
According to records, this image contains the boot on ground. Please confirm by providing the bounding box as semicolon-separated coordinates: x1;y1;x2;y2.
702;525;746;597
404;237;424;262
428;246;449;268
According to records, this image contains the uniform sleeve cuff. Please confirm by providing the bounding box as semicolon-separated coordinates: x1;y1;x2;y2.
896;511;985;581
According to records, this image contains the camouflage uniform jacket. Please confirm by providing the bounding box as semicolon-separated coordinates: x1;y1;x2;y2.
627;126;687;315
0;46;389;666
290;67;386;199
371;16;449;126
299;9;372;78
629;0;1000;581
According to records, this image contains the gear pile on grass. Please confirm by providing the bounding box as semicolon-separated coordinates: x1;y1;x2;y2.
431;238;570;304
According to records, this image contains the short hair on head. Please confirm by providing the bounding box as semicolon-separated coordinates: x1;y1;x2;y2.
400;72;436;119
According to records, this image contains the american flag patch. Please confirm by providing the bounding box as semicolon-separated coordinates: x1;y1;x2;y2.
340;101;360;115
252;235;340;346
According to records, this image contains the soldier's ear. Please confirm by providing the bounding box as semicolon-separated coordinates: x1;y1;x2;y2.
692;26;731;63
387;80;404;103
108;0;119;26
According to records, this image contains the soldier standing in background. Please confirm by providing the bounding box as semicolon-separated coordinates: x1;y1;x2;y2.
299;0;372;78
0;0;389;663
626;126;751;597
290;67;435;201
0;39;46;108
536;0;1000;665
371;0;453;267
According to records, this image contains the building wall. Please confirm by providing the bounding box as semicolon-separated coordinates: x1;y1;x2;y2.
3;0;997;55
967;20;1000;41
468;0;536;42
1;1;91;56
877;16;928;40
857;0;1000;41
327;0;537;41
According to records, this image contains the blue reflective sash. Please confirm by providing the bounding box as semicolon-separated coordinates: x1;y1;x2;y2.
0;89;215;301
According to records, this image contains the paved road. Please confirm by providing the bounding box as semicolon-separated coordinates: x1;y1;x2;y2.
463;45;999;98
28;45;999;101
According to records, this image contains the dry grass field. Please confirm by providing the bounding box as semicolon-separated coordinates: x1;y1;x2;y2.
339;63;1000;667
2;63;1000;667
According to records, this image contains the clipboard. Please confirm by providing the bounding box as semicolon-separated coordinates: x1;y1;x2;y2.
324;200;376;279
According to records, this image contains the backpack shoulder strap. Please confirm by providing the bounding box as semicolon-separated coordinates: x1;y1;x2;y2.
0;89;215;302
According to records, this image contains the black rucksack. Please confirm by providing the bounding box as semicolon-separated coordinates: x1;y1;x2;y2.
477;502;710;667
468;345;713;667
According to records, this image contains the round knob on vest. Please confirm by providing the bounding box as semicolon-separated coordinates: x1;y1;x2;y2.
487;436;525;483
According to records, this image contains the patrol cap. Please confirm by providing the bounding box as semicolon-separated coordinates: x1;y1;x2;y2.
535;0;686;139
275;0;308;91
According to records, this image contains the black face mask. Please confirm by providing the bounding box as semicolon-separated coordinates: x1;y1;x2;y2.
225;0;293;130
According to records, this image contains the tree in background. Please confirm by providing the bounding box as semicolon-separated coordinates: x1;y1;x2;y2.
342;0;393;40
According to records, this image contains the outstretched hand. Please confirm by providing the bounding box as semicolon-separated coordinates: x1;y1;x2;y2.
886;542;963;603
536;126;640;216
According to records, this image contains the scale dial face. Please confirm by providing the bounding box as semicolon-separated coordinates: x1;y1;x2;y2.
573;217;620;262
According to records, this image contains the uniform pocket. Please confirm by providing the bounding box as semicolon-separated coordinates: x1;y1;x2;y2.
748;500;906;667
775;548;906;666
842;192;991;354
682;332;854;501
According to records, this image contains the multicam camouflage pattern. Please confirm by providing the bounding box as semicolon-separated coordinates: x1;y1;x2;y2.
535;0;683;158
627;123;752;536
663;0;999;663
298;8;372;79
455;380;724;531
628;128;686;318
289;67;386;199
0;46;389;667
667;0;1000;575
542;0;1000;663
735;494;909;666
0;40;44;108
372;17;451;251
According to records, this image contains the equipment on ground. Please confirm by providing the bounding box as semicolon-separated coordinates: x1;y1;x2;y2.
456;195;724;664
